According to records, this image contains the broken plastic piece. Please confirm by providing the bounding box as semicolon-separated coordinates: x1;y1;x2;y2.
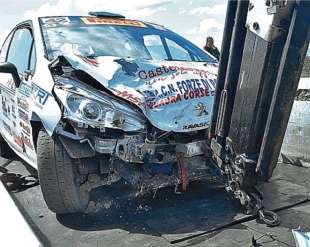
292;228;310;247
177;153;188;191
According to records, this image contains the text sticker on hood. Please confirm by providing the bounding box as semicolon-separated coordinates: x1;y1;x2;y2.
62;54;217;132
81;17;147;28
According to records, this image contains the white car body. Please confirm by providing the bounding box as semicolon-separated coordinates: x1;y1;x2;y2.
0;14;218;214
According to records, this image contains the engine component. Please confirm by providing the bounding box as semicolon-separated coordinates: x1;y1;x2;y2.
115;135;144;163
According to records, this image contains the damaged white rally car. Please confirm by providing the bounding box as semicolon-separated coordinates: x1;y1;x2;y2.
0;12;218;214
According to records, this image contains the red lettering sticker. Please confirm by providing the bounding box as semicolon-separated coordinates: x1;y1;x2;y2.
81;17;146;28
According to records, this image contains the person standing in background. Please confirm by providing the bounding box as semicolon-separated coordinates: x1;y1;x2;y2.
204;36;220;60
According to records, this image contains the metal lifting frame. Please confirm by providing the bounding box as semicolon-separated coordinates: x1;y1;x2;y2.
209;0;310;225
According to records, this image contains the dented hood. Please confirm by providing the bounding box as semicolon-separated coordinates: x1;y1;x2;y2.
59;54;218;132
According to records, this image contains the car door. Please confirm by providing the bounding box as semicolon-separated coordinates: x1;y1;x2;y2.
0;25;36;162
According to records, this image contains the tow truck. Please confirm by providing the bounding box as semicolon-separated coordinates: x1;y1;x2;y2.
0;0;309;246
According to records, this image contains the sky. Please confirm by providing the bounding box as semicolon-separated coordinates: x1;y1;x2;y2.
0;0;227;49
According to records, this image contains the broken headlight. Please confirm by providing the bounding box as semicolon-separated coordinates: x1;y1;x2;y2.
67;94;106;122
54;81;145;132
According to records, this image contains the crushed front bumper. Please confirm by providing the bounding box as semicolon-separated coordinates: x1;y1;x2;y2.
56;124;213;192
94;135;208;163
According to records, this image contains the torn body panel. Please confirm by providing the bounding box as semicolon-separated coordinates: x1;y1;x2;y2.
31;83;61;136
50;54;217;133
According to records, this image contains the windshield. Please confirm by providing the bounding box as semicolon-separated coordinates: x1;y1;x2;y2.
39;16;215;63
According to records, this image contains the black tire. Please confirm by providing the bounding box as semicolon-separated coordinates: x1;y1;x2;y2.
0;135;16;159
37;129;90;214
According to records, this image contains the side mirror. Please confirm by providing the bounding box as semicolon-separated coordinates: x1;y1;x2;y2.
0;62;21;87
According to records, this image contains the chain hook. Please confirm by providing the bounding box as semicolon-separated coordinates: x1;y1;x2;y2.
258;209;281;227
250;192;280;226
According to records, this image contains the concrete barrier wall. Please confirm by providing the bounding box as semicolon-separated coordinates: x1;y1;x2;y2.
301;56;310;78
281;100;310;161
281;55;310;163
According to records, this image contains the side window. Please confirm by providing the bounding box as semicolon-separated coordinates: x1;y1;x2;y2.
7;28;33;75
165;38;192;61
29;43;36;72
143;35;168;60
0;32;14;62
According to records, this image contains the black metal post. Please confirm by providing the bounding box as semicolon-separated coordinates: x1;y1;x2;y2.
257;0;310;180
215;0;249;145
209;0;237;138
226;2;295;156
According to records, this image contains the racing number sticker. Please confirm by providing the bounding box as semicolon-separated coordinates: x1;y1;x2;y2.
41;17;71;27
81;17;146;27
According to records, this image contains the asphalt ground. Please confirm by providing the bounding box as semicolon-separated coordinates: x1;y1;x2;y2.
2;158;310;247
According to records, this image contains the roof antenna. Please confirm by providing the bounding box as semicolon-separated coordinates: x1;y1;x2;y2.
88;12;125;19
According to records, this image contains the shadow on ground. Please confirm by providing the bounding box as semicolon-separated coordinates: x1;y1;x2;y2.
57;179;239;240
4;158;310;246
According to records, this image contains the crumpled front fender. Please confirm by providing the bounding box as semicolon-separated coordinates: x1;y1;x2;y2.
30;83;61;136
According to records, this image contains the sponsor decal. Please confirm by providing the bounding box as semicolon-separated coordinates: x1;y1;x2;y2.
21;133;34;150
115;90;143;106
2;97;10;119
139;65;217;81
147;94;182;109
81;17;146;28
32;84;49;106
207;78;217;89
2;121;12;136
5;78;16;94
19;83;31;97
11;104;16;115
77;55;99;67
139;66;176;80
142;90;157;102
20;121;31;135
195;102;208;116
144;78;215;109
183;122;208;130
18;109;28;123
1;96;17;120
14;134;24;149
147;76;169;86
11;112;16;119
0;83;15;96
41;17;71;27
17;97;29;112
